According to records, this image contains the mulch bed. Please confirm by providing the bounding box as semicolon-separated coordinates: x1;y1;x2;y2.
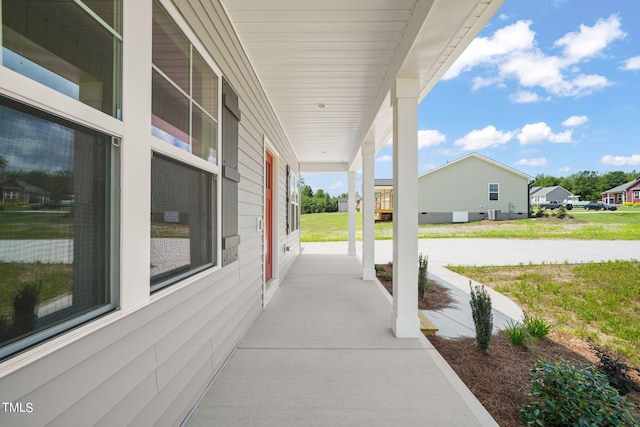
375;263;454;310
374;264;640;426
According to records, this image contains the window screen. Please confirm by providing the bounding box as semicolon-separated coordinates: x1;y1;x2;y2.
0;95;115;360
150;153;216;291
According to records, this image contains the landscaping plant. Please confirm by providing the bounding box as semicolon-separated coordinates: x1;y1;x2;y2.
469;281;493;354
523;315;552;339
418;253;429;299
521;359;639;426
592;344;640;396
503;320;528;346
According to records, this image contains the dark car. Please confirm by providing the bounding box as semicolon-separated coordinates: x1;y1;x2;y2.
584;202;617;211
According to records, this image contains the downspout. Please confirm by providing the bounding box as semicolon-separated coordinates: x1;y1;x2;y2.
528;181;533;217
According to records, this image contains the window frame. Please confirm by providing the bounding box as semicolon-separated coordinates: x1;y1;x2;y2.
0;94;119;361
151;0;222;166
633;190;640;200
150;0;223;277
287;168;300;233
1;0;123;118
488;183;499;201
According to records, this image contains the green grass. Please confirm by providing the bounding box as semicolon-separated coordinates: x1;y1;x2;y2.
300;209;640;242
449;261;640;367
0;211;72;239
0;262;72;319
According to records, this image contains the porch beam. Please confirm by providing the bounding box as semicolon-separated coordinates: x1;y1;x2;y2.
390;79;420;338
348;171;357;256
361;142;376;280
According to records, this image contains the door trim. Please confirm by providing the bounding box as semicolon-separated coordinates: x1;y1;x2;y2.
263;136;280;307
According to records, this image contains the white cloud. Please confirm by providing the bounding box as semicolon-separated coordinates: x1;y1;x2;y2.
509;90;541;103
518;122;573;145
600;154;640;166
516;158;548;167
559;166;571;173
445;16;626;99
376;155;392;162
562;115;588;127
454;125;513;151
621;55;640;70
418;129;446;149
553;15;625;63
444;20;535;80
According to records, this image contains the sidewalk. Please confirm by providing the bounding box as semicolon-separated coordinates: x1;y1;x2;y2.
186;254;497;426
302;239;640;338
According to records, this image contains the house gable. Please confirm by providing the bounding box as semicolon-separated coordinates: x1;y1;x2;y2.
417;153;530;216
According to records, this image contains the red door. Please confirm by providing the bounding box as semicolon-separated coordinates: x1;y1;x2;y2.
265;151;273;282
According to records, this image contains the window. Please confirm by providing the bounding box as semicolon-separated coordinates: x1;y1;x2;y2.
634;190;640;200
150;153;216;292
0;95;115;360
287;166;300;233
1;0;122;117
489;183;499;201
152;0;219;164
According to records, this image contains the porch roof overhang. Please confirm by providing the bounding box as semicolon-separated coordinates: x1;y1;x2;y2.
221;0;505;173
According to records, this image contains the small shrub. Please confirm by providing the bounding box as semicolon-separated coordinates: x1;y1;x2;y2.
521;359;639;426
531;206;544;218
12;284;39;336
378;272;392;282
623;201;633;207
503;320;528;346
374;264;385;272
556;205;567;219
523;315;552;339
418;253;429;299
469;281;493;354
592;344;640;396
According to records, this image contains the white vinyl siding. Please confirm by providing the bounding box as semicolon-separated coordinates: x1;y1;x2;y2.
0;1;299;426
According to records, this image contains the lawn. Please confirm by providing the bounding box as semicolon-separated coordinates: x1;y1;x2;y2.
0;211;72;239
449;260;640;367
300;209;640;242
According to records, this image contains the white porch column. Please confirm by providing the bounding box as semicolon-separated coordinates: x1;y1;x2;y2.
391;79;420;338
361;142;376;280
120;0;152;312
347;171;357;256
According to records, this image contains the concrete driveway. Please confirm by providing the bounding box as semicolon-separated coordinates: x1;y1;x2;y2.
302;238;640;338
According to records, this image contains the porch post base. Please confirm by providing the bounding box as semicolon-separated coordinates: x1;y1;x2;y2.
363;267;376;281
390;312;421;338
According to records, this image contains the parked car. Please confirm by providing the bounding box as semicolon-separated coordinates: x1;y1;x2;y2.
539;200;572;210
584;202;617;211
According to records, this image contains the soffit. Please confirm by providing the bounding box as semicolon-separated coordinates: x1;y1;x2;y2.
221;0;504;172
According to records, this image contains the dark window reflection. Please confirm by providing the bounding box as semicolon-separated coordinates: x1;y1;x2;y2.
0;96;114;359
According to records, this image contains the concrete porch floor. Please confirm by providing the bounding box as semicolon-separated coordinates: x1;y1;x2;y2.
185;254;497;426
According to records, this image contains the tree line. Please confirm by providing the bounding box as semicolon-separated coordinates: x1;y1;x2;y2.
533;170;638;202
301;185;347;214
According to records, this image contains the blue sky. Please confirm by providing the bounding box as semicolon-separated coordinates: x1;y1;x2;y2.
303;0;640;196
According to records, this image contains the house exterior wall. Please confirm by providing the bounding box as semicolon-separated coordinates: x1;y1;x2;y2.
530;187;572;205
418;155;529;224
0;1;299;425
630;181;640;203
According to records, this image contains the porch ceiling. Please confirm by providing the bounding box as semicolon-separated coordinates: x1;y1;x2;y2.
221;0;504;172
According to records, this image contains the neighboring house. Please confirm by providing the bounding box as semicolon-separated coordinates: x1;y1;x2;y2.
0;1;504;425
337;197;348;212
374;179;394;220
530;185;574;206
601;176;640;204
0;176;49;204
417;153;531;224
